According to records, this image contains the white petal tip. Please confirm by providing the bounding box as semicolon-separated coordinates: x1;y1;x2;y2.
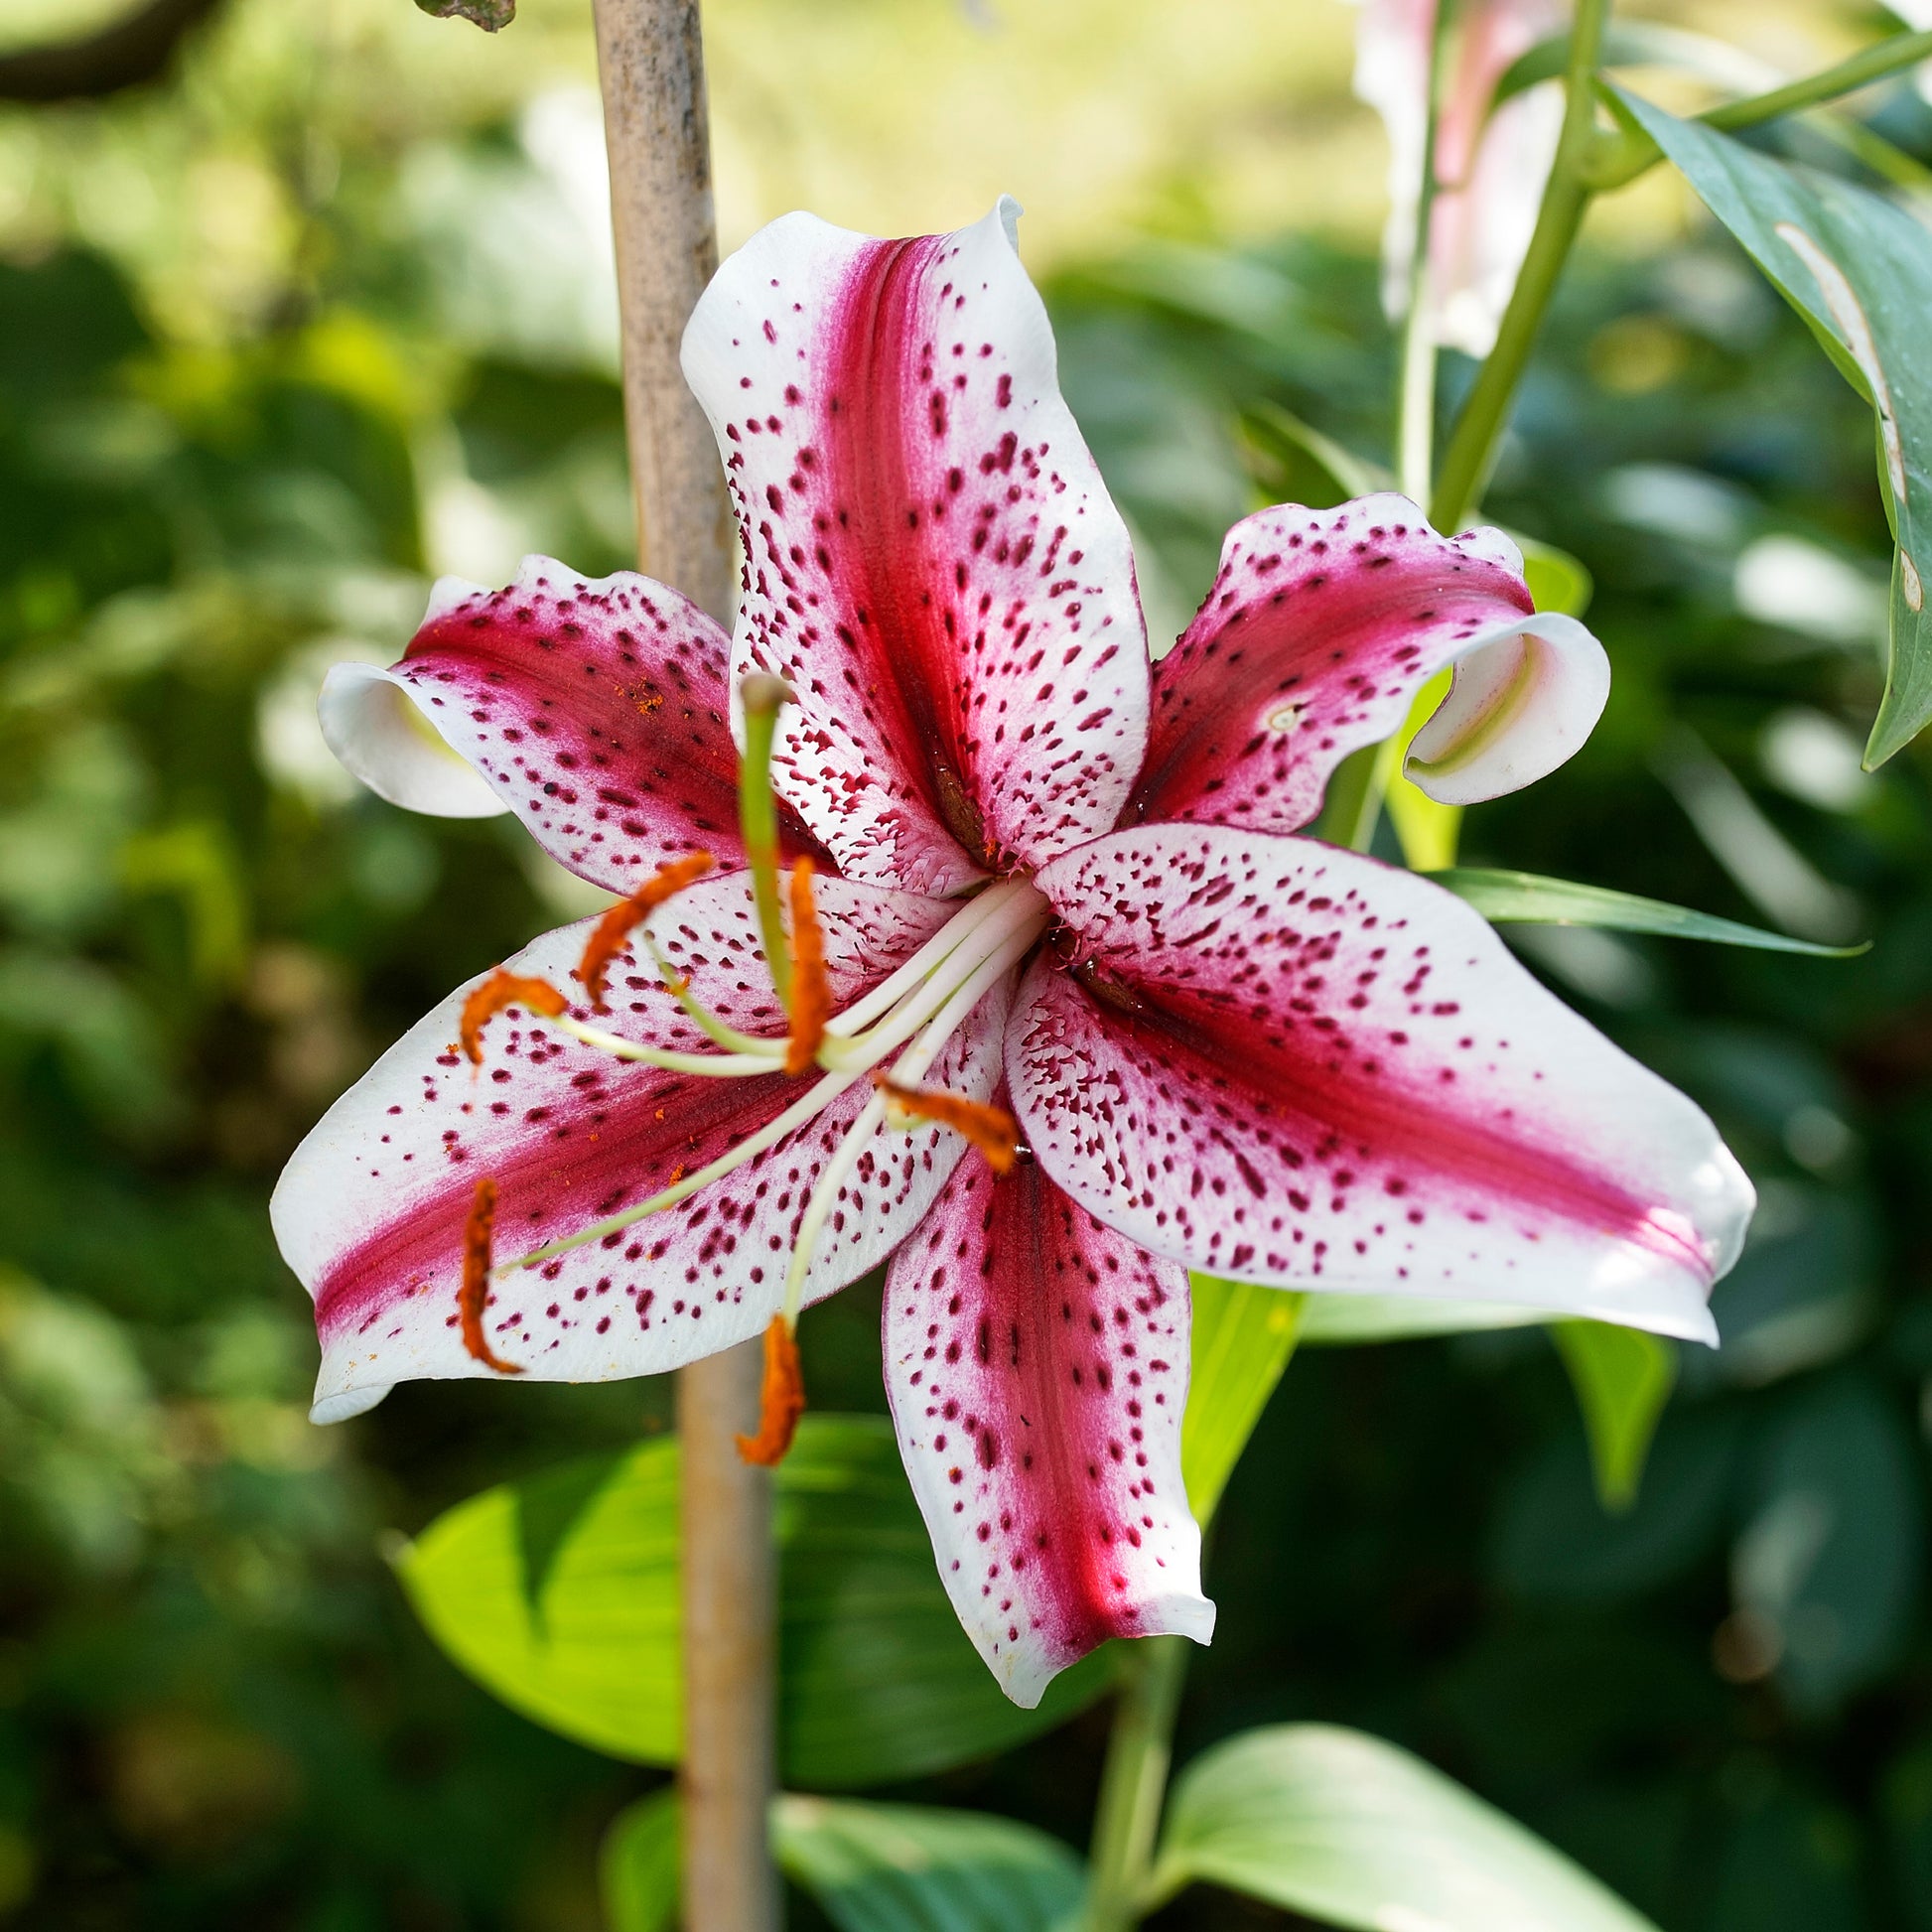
423;573;490;621
311;1381;392;1425
1404;611;1610;805
318;662;507;819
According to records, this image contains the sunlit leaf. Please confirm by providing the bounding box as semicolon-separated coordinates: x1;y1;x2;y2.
1148;1724;1661;1929
601;1789;1087;1932
1429;867;1866;954
1618;94;1932;766
1515;530;1594;618
1182;1277;1304;1524
1551;1320;1677;1512
601;1788;679;1932
1299;1295;1543;1343
395;1416;1110;1788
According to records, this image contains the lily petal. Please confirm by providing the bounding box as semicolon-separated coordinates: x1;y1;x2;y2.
1011;825;1752;1340
319;556;792;890
885;1146;1212;1709
274;872;999;1422
683;200;1150;896
1129;497;1607;834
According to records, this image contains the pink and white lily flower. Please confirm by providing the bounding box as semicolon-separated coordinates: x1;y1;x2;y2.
275;201;1751;1707
1356;0;1569;355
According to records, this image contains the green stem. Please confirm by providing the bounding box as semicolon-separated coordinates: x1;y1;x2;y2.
1587;28;1932;191
1431;0;1611;534
1083;1636;1190;1932
1396;1;1449;505
738;674;793;1012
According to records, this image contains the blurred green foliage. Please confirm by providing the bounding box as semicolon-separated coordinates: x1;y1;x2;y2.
3;3;1932;1928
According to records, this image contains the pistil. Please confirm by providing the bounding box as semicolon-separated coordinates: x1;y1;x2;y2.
459;1177;521;1374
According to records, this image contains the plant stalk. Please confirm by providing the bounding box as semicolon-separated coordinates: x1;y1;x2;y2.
1431;0;1612;533
588;5;778;1930
1084;1636;1191;1932
1396;0;1450;506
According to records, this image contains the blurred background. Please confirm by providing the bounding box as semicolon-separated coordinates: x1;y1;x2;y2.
0;0;1929;1924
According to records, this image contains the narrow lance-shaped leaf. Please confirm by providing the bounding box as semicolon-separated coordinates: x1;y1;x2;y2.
1148;1724;1662;1930
1617;92;1932;766
1429;866;1867;954
1552;1319;1679;1512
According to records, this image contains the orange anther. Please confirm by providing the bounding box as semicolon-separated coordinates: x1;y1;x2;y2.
459;1177;522;1375
783;859;831;1076
873;1074;1021;1174
736;1314;806;1465
460;969;568;1066
577;852;715;1011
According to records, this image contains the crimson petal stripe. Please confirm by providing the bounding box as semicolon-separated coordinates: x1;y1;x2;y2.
319;556;823;892
683;201;1151;896
1127;496;1608;835
885;1147;1211;1709
272;872;998;1422
1013;825;1752;1339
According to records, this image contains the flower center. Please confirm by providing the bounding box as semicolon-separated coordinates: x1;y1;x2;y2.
454;677;1053;1456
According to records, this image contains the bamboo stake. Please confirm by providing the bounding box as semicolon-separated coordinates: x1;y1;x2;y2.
587;6;778;1928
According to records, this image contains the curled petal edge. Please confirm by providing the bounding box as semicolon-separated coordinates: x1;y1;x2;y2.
1404;607;1610;806
319;656;506;819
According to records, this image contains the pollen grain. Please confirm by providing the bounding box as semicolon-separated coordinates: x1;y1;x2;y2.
872;1074;1021;1173
577;852;715;1010
459;1177;523;1375
460;969;568;1066
783;859;832;1075
736;1314;805;1465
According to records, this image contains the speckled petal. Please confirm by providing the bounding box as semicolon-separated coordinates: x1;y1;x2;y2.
273;872;1000;1422
1127;496;1608;835
885;1148;1211;1708
1012;825;1752;1339
683;200;1150;896
319;557;819;892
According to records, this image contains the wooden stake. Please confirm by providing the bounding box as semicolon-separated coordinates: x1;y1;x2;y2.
588;6;777;1928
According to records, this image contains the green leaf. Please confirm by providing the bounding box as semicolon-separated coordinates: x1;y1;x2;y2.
1238;402;1391;510
776;1795;1087;1932
601;1789;1087;1932
1428;867;1867;955
1149;1724;1661;1930
1617;93;1932;767
1182;1277;1305;1524
1551;1320;1678;1512
1514;530;1594;618
395;1415;1111;1789
1298;1295;1543;1343
601;1788;680;1932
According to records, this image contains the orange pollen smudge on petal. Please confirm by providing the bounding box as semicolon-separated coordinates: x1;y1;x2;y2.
783;858;832;1076
459;1177;522;1375
577;851;716;1011
735;1315;805;1465
460;969;568;1066
872;1074;1021;1174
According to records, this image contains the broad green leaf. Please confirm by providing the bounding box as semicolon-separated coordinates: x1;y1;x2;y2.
1148;1724;1661;1930
1618;93;1932;766
1428;867;1866;955
1551;1320;1678;1512
1182;1277;1305;1524
776;1795;1087;1932
395;1416;1110;1789
601;1789;1087;1932
1299;1295;1543;1343
601;1788;680;1932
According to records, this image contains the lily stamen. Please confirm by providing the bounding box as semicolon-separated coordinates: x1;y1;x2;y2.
459;1177;521;1375
460;970;568;1066
734;1314;806;1465
873;1074;1021;1174
783;859;832;1075
577;851;715;1010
